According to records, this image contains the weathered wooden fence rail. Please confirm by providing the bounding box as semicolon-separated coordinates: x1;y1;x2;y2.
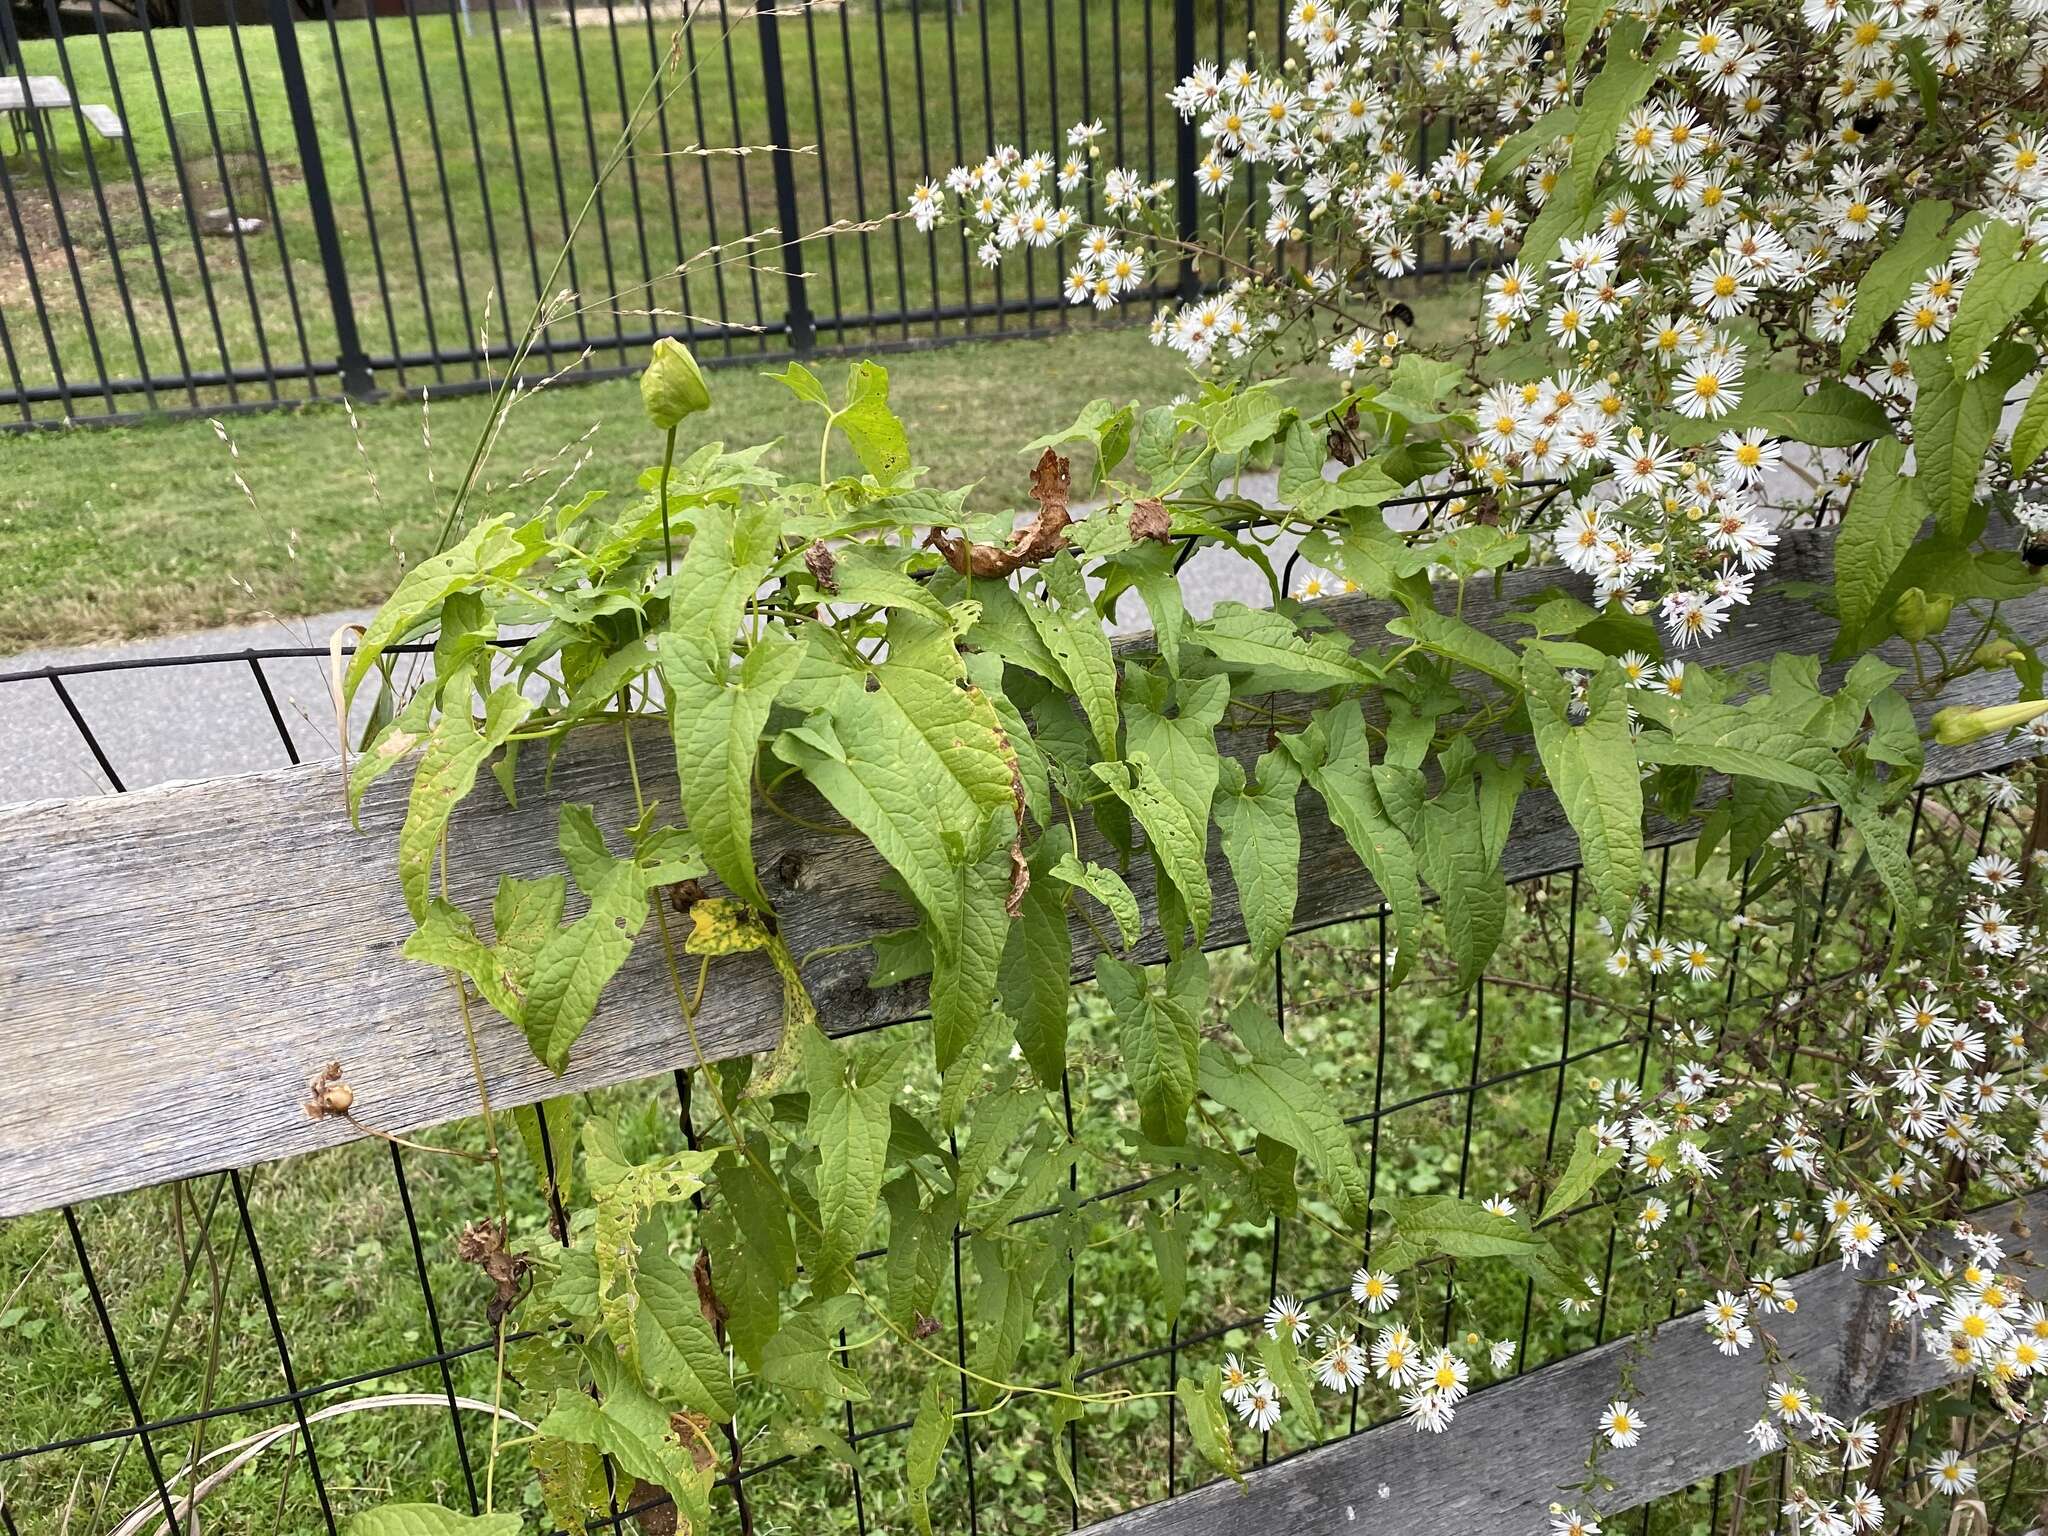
0;528;2042;1532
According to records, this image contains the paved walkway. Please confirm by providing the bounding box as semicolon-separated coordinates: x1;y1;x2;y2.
0;475;1315;805
1;609;378;804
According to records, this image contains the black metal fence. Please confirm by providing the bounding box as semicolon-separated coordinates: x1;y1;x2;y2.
0;0;1441;429
0;629;2040;1533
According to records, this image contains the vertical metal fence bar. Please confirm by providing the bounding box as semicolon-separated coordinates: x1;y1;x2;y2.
835;0;882;341
479;0;556;361
229;1167;339;1535
0;9;115;411
1348;907;1390;1434
972;0;1001;323
363;1;447;380
672;1068;756;1536
946;1131;982;1535
523;0;595;363
679;18;737;357
22;4;155;407
134;0;239;399
938;0;972;334
221;0;323;393
869;0;913;340
1517;869;1577;1367
404;0;484;370
1594;846;1671;1345
322;0;411;391
905;0;943;340
710;0;770;350
63;1204;183;1533
597;0;657;331
1441;975;1485;1342
1259;943;1285;1465
176;0;282;401
267;0;371;397
755;0;813;352
1006;0;1033;314
0;78;77;418
0;218;36;421
1172;0;1197;299
389;1142;482;1514
444;0;518;366
637;8;693;343
562;0;630;365
1061;1063;1081;1525
797;0;844;335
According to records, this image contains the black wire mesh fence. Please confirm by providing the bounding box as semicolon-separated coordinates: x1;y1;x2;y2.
0;0;1472;430
2;627;2044;1535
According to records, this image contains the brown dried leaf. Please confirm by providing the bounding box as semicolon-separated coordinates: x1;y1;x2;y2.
926;448;1074;579
457;1218;533;1327
303;1062;354;1120
803;540;838;594
693;1249;728;1334
1128;497;1172;543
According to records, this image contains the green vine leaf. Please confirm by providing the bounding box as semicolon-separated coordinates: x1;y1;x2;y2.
905;1379;954;1536
759;1298;872;1401
1840;198;1954;366
802;1025;914;1296
1048;852;1142;949
521;807;655;1074
1831;437;1929;648
1911;338;2036;534
1257;1332;1326;1442
1213;749;1303;963
1097;951;1207;1145
1092;755;1212;949
999;830;1076;1089
585;1122;718;1366
1023;552;1122;761
707;1145;796;1371
1278;700;1425;984
968;1236;1049;1407
1948;220;2048;373
1539;1125;1624;1224
632;1232;738;1419
1198;1000;1370;1224
342;517;543;711
1191;601;1379;688
883;1177;956;1334
1523;655;1643;936
1416;771;1509;989
776;614;1017;964
660;625;804;914
397;683;534;921
1176;1367;1245;1488
1372;1193;1590;1300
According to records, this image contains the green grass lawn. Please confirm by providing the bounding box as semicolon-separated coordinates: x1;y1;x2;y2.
3;0;1184;412
0;780;1980;1536
0;324;1205;650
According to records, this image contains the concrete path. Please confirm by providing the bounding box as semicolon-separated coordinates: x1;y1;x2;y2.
0;488;1320;805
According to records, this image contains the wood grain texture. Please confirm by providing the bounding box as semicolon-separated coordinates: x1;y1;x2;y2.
0;531;2040;1218
1079;1189;2048;1536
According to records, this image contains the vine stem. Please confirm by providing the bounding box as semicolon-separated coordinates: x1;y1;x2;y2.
658;425;679;576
